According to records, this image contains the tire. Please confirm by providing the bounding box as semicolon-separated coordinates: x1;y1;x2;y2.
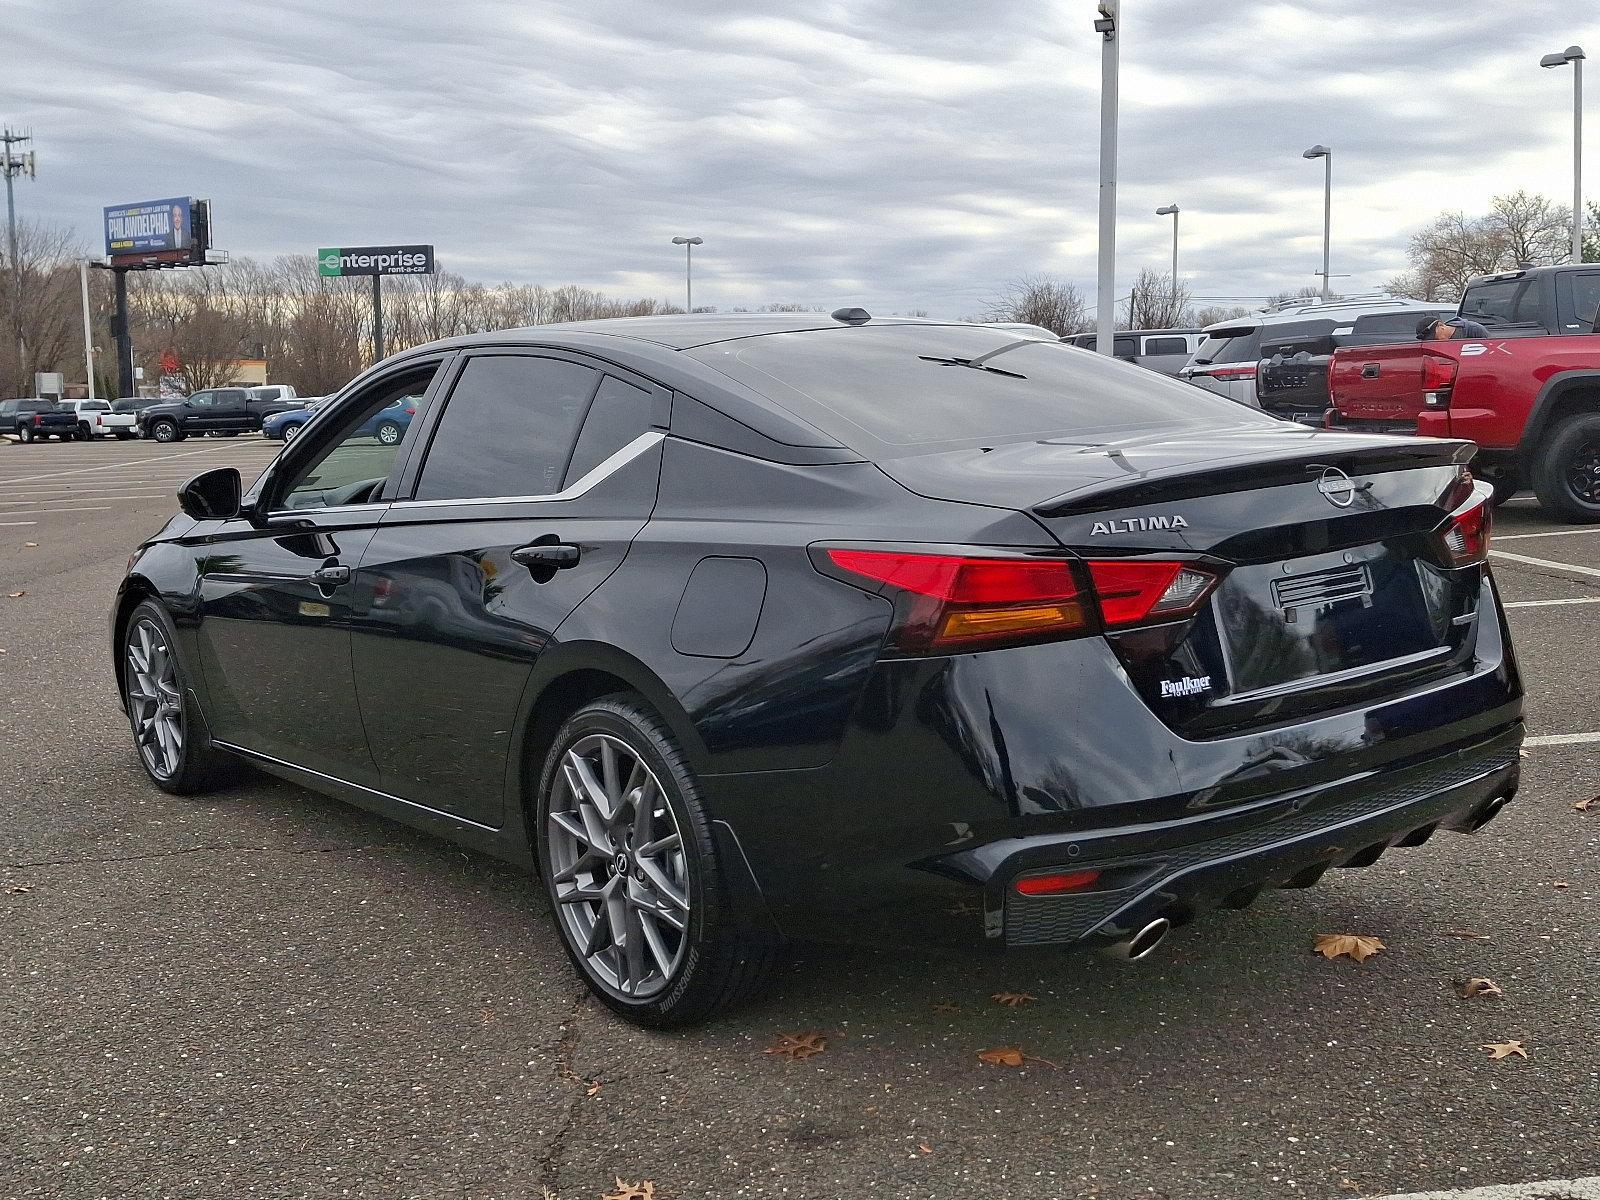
77;421;91;439
375;420;402;446
150;419;180;444
121;600;235;795
534;696;778;1027
18;425;33;443
1531;413;1600;523
282;423;300;443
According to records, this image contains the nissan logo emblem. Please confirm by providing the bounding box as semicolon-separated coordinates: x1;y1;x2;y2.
1317;467;1358;508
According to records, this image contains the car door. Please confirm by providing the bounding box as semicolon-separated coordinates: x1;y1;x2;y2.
213;390;250;431
349;351;667;825
190;358;449;783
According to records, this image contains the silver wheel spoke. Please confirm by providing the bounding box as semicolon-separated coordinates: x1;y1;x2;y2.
635;858;688;914
126;619;183;780
637;908;676;976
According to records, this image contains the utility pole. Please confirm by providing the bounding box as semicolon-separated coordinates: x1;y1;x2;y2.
2;127;37;394
1541;46;1586;261
671;236;703;312
79;260;95;399
1094;3;1119;354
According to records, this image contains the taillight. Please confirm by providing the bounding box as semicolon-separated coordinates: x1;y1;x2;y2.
818;549;1222;654
1086;561;1220;626
1203;364;1256;381
1421;353;1457;407
33;413;43;426
404;407;416;416
1436;484;1491;567
820;549;1089;653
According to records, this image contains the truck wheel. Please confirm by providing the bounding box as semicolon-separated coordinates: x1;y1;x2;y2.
18;425;34;443
150;419;180;444
1531;413;1600;523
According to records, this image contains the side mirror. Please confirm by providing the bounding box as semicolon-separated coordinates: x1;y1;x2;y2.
177;467;242;521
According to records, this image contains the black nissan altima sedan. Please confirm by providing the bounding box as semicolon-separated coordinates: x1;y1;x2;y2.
113;311;1523;1025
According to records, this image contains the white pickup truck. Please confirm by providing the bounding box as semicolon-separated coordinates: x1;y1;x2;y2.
63;399;137;440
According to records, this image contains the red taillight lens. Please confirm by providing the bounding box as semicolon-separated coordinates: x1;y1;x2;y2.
404;407;415;415
1087;560;1220;627
1421;353;1457;393
822;549;1090;652
1438;486;1491;567
1014;869;1102;896
1204;364;1257;381
820;549;1222;653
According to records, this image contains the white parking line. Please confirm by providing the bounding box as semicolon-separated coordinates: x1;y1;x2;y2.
1503;597;1600;609
1371;1176;1600;1199
0;442;270;485
1495;527;1600;541
1524;731;1600;747
0;506;112;517
1490;549;1600;580
0;520;37;526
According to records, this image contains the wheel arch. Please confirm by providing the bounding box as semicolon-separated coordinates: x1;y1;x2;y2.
1519;371;1600;457
110;574;161;712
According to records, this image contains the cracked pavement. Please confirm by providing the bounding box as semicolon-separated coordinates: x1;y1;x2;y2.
2;442;1599;1199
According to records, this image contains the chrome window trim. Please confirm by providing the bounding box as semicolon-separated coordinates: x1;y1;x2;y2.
391;431;664;510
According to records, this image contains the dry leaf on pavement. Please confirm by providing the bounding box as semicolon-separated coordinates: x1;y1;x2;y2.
991;991;1036;1008
1481;1040;1527;1060
764;1031;828;1061
1312;933;1386;962
601;1179;655;1200
1552;881;1571;890
1575;796;1598;813
6;883;33;895
6;591;24;598
977;1045;1058;1069
1458;978;1504;999
918;1142;933;1154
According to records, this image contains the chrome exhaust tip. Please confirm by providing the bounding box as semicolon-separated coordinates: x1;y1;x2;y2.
1470;795;1509;832
1101;916;1172;962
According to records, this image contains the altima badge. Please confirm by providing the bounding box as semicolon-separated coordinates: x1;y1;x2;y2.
1090;515;1189;536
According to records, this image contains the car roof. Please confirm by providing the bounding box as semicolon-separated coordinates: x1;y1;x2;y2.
1200;298;1452;336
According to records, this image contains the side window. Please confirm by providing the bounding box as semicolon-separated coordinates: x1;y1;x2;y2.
1556;272;1600;331
188;392;213;408
413;356;599;501
1112;335;1139;358
563;376;654;488
1144;336;1189;355
277;365;440;511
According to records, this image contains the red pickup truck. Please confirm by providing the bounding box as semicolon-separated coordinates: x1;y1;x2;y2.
1328;264;1600;520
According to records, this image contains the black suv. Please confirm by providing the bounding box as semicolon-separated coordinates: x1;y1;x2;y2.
113;314;1523;1025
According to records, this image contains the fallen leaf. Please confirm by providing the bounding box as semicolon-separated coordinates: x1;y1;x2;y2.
764;1031;828;1061
1312;933;1386;962
991;991;1037;1008
977;1045;1058;1069
1458;977;1503;999
1552;881;1570;890
6;884;33;895
600;1179;655;1200
918;1142;933;1155
1481;1040;1527;1060
6;591;23;598
1441;930;1491;941
932;1003;962;1016
586;1079;603;1098
1575;797;1597;813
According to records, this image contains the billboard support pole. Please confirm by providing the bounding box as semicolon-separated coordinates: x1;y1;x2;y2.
372;272;384;362
113;267;133;399
79;261;95;400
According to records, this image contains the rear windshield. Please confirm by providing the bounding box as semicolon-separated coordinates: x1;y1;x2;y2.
1259;319;1338;357
1192;327;1261;365
80;400;110;411
1461;278;1542;327
690;325;1274;451
1344;310;1453;347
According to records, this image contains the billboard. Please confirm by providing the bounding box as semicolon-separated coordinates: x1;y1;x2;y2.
104;197;201;257
317;244;435;277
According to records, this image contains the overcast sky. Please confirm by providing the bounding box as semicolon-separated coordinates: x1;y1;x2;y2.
3;0;1597;317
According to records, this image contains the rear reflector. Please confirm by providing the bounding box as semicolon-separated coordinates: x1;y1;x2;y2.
1014;869;1102;896
1438;485;1491;567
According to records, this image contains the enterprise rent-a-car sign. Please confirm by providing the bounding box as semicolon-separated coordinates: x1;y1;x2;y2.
104;197;195;256
318;245;435;277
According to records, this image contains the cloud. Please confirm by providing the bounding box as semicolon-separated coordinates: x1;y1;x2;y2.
2;0;1594;316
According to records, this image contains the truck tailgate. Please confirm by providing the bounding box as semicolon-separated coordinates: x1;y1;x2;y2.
1330;344;1447;432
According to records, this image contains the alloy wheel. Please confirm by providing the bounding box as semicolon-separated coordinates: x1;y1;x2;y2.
283;423;299;442
546;733;690;1000
125;618;184;779
1564;440;1600;506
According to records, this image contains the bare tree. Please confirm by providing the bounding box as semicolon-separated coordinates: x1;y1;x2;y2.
983;274;1092;336
0;221;86;395
1388;190;1574;301
1191;304;1251;327
1122;268;1192;329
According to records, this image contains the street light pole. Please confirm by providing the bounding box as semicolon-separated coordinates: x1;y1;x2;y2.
1156;204;1179;321
1303;145;1332;300
79;260;95;399
1542;46;1587;262
1094;2;1119;355
671;235;703;312
2;127;36;391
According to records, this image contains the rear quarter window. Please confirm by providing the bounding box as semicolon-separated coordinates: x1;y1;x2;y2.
689;325;1274;452
1143;336;1190;356
1193;328;1262;365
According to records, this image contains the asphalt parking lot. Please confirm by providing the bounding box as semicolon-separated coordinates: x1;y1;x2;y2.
2;437;1597;1200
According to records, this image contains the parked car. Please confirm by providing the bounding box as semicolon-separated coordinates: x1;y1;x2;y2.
0;398;80;441
1183;299;1449;405
262;398;327;442
246;384;300;405
1065;329;1202;375
114;312;1523;1026
135;388;301;442
1328;264;1600;517
1255;306;1454;426
61;398;137;440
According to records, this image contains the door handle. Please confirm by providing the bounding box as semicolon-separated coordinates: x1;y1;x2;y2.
310;563;352;586
511;543;581;569
1361;363;1380;379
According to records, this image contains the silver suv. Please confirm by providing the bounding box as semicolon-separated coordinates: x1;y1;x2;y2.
1181;298;1451;405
